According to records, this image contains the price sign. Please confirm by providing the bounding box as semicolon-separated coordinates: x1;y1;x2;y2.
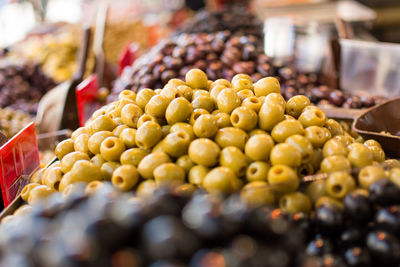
0;122;40;207
76;74;102;126
118;42;139;75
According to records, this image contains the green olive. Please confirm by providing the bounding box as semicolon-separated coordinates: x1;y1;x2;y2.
135;121;162;149
258;102;284;131
230;106;258;131
188;165;209;187
137;152;171;179
185;68;208;89
358;165;388;189
322;138;348;158
61;151;90;173
285;95;310;118
88;131;113;155
203;166;236;193
89;114;117;133
215;127;248;150
325;119;344;136
189;108;209;125
246;161;270;182
285;135;314;163
55;139;74;160
119;128;137;148
348;143;373;168
120;148;149;166
176;155;195;173
214;112;232;128
188;138;220;167
170;122;195;140
166;97;193;124
267;165;299;194
320;155;351;173
154;163;185;186
306;180;327;203
193;114;218;138
74;134;91;155
325;171;356;199
241;181;275;208
298;107;327;127
136;180;157;199
217;88;241;114
242;96;262;113
100;137;126;162
192;95;214;113
280;192;312;214
70;160;102;183
162;131;191;158
245;133;274;161
253;77;280;97
101;162;121;180
145;94;170;118
220;146;248;177
121;103;143;128
270;143;302;167
305;126;331;148
271;119;304;143
112;165;139;191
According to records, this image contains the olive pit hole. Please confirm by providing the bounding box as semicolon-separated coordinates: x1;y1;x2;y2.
250;167;258;175
54;181;60;191
105;140;115;148
232;114;240;124
315;111;323;119
250;98;258;104
332;184;343;194
115;176;124;184
274;168;283;175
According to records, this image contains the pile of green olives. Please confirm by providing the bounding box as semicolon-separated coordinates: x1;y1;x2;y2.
20;68;394;215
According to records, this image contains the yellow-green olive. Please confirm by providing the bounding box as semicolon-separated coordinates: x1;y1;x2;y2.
188;138;220;167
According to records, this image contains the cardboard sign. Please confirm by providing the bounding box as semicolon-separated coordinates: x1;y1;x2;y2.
76;74;101;126
118;42;139;75
0;122;40;207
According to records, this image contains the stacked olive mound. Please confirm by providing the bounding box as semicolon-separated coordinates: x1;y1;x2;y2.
0;107;32;138
0;62;57;115
174;4;263;38
20;69;392;214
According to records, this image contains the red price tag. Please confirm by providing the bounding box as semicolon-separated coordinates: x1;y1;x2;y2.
118;42;139;75
0;122;40;207
76;74;102;127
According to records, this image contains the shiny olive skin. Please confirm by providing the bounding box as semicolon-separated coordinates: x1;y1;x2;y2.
88;131;113;155
100;137;126;162
74;134;91;155
193;114;218;138
112;165;139;191
245;133;274;161
280;192;312;214
254;77;280;97
70;160;102;183
101;162;121;181
136;89;156;110
170;122;195;140
189;108;209;125
230;106;258;131
214;112;232;128
285;135;314;163
215;127;248;150
137;114;158;129
232;78;253;92
217;88;241;114
220;146;248;177
315;196;344;209
242;97;262;112
271;119;304;143
137;152;171;179
325;171;356;199
348;143;373;168
188;165;209;187
298;107;327;127
21;183;41;201
237;89;254;101
145;94;170;118
42;166;63;190
358;165;388;189
320;155;351;173
285;95;310;118
192;94;214;113
188;138;220;167
177;85;193;101
112;124;129;137
246;161;270;182
120;148;149;167
121;103;143;128
325;119;344;136
232;74;252;84
268;165;299;194
210;85;227;103
258;102;285;131
322;138;348;158
305;126;331;148
306;180;327;203
154;163;185;186
162;131;191;158
72;127;90;141
185;68;208;89
203;166;236;193
55;139;74;160
119;128;137;148
135;121;162;149
165;97;193;124
118;90;136;101
136;180;157;199
91;154;106;168
176;155;194;173
367;145;386;162
60;151;90;173
85;181;104;195
241;181;275;208
89;114;117;133
270;143;302;167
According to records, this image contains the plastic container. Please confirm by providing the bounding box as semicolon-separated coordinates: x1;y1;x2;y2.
340;39;400;98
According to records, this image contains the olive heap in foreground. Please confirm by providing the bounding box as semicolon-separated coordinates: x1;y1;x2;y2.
18;69;398;212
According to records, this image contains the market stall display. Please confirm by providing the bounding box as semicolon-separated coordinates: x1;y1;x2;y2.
0;107;33;138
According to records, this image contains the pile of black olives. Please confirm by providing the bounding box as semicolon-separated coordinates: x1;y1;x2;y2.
0;61;56;115
2;181;400;266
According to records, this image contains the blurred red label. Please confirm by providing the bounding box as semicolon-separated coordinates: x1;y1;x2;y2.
76;74;101;126
118;42;139;75
0;122;40;207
